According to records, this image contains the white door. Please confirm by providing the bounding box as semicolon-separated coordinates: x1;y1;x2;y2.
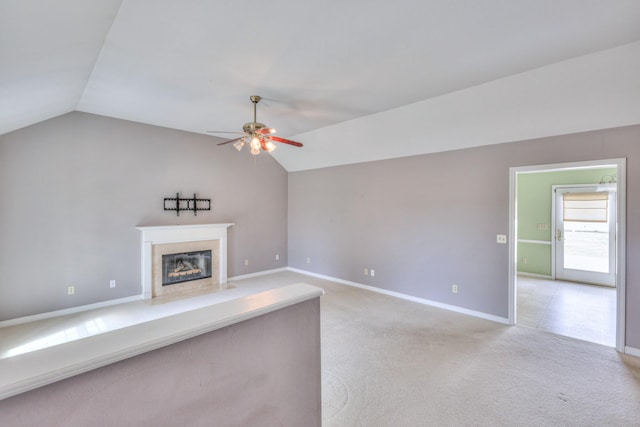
554;186;616;287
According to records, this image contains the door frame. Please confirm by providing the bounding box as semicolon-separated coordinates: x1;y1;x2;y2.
508;158;627;352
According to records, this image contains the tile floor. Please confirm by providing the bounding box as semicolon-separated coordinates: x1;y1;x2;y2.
517;275;616;347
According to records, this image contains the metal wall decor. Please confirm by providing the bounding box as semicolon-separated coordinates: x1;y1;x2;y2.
163;193;211;216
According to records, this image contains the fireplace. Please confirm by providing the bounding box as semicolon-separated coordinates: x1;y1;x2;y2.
162;250;212;286
137;224;234;299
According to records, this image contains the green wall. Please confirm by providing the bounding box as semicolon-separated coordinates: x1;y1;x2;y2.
517;167;616;276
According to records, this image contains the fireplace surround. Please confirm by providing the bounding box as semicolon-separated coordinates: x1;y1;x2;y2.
137;224;234;299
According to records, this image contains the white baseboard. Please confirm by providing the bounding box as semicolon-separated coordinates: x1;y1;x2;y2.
625;346;640;358
229;267;288;282
0;295;142;329
287;268;510;325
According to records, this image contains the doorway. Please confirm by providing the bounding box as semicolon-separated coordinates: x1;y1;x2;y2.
508;159;626;352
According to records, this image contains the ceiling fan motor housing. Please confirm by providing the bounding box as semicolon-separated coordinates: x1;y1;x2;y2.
242;122;266;134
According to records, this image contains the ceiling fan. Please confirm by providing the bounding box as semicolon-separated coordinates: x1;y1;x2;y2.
208;95;303;155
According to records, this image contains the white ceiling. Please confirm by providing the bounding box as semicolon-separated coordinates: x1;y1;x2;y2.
2;0;640;170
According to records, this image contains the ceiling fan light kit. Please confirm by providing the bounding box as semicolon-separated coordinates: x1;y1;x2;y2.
208;95;303;156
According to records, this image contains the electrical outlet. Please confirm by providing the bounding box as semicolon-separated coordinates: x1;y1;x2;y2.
67;286;75;295
275;254;280;261
370;269;375;277
109;279;116;288
244;259;249;266
306;257;311;263
364;268;369;275
496;234;507;244
452;284;458;294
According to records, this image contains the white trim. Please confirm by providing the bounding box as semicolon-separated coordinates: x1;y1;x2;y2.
517;239;551;245
135;223;235;232
509;158;627;353
0;295;142;329
508;165;517;325
617;159;627;352
517;272;553;280
624;346;640;358
551;183;614;190
229;268;288;281
551;187;557;279
513;159;621;174
288;268;510;325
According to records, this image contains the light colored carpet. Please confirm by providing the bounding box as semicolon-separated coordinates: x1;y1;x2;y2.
282;273;640;426
6;270;636;425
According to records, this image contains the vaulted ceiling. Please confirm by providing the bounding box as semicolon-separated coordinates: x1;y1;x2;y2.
2;0;640;171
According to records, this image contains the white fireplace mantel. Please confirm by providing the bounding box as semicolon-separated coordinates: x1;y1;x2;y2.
137;224;234;299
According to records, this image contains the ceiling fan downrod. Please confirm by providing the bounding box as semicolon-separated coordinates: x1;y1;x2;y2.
250;95;261;123
243;95;265;134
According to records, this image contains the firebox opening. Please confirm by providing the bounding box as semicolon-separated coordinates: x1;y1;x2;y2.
162;250;212;286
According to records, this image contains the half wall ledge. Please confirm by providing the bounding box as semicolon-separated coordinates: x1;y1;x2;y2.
0;283;324;401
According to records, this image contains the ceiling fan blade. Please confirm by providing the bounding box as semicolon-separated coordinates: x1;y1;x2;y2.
257;127;276;135
207;131;244;135
269;135;303;147
217;137;242;146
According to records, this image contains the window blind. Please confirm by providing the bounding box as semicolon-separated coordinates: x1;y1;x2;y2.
563;192;608;223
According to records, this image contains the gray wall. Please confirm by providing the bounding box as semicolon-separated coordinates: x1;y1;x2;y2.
288;125;640;348
0;297;322;426
0;112;288;320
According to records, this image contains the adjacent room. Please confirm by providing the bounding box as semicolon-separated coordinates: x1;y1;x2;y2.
515;164;622;347
2;1;640;425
